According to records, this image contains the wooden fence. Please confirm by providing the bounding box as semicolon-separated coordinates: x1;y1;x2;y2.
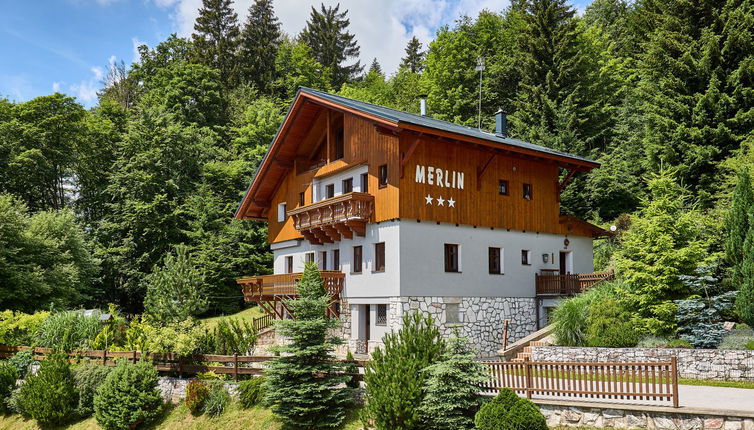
252;314;274;332
535;271;615;295
482;358;679;408
0;345;364;382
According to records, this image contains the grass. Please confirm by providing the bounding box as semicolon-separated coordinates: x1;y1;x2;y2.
0;402;364;430
678;378;754;389
200;307;266;329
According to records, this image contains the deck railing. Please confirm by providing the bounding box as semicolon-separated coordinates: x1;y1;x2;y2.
535;271;614;295
482;358;679;408
288;192;374;231
237;271;345;298
252;314;274;331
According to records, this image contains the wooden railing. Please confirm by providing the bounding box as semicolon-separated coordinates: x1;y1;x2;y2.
482;358;678;408
252;314;274;331
535;271;614;295
0;345;365;382
237;271;345;298
287;192;374;244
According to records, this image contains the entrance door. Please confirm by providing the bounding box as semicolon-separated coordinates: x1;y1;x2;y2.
364;305;370;342
559;251;573;274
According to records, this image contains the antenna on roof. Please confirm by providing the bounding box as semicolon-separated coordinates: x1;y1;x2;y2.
475;56;486;130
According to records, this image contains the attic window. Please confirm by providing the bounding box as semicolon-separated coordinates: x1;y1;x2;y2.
277;203;286;222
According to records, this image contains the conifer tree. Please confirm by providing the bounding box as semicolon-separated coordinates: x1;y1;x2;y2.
400;36;425;73
191;0;241;89
368;58;382;75
725;168;754;286
300;3;363;89
263;262;352;428
239;0;281;93
736;212;754;327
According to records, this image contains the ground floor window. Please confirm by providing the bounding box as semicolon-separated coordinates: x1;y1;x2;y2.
445;243;459;272
376;304;387;326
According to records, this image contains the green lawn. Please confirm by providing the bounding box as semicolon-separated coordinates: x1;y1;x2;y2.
200;306;266;329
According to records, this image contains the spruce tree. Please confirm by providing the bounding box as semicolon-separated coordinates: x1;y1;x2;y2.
368;58;382;75
239;0;281;93
737;213;754;327
300;3;363;89
191;0;241;89
263;262;352;428
725;168;754;286
400;36;425;73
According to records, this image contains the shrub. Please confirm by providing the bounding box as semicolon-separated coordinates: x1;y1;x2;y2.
419;336;487;430
637;335;670;348
552;297;589;346
747;340;754;350
503;397;547;430
492;387;520;410
16;353;78;426
185;379;210;415
72;363;112;417
718;325;754;349
474;388;546;430
363;311;445;429
344;351;359;389
676;290;737;348
586;297;639;347
667;338;693;348
208;318;257;355
0;310;50;346
238;377;265;408
202;382;230;417
6;387;25;416
94;361;162;430
0;361;18;411
8;349;35;379
37;310;102;350
474;401;506;430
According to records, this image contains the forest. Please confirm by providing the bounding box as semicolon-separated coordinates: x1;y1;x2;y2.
0;0;753;329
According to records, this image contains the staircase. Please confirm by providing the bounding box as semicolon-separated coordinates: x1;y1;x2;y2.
498;324;554;362
511;340;549;362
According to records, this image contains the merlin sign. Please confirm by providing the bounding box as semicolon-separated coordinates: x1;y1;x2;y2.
414;165;465;190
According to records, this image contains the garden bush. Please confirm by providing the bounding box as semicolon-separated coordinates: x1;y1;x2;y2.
209;318;257;355
718;325;754;350
474;401;506;430
238;376;265;408
15;353;78;426
0;310;49;346
586;297;639;347
344;351;359;389
0;361;18;411
37;310;102;350
72;363;112;417
202;382;230;417
474;388;546;430
503;397;547;430
185;379;210;415
8;349;34;379
94;361;162;430
552;297;589;346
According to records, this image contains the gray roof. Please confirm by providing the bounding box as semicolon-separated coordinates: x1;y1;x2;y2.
300;87;597;166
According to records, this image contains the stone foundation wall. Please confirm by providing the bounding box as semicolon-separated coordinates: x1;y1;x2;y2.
157;377;240;404
391;296;537;358
539;404;754;429
531;346;754;380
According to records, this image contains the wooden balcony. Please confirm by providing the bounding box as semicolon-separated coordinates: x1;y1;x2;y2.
535;271;614;296
237;271;345;319
288;192;374;245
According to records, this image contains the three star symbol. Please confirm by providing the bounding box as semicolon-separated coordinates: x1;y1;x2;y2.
424;194;456;208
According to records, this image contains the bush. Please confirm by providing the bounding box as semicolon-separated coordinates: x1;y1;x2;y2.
344;351;359;389
718;325;754;350
185;379;210;415
72;363;112;417
202;382;230;417
238;377;265;408
552;297;589;346
207;318;257;355
474;388;546;430
637;335;670;348
37;310;102;350
675;290;737;348
8;349;35;379
0;310;49;345
363;311;445;429
94;361;162;430
0;361;18;411
586;297;639;347
667;338;693;348
16;353;78;426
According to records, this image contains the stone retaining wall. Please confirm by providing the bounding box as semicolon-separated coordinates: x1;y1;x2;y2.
539;403;754;429
531;346;754;380
157;377;240;403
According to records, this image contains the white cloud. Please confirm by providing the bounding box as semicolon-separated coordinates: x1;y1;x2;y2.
91;66;105;81
132;37;146;64
52;82;62;92
156;0;510;75
70;80;99;104
0;75;33;102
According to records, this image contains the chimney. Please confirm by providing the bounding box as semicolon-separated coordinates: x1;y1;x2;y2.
419;95;427;116
495;109;507;137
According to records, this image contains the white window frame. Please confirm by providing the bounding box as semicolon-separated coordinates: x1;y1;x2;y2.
277;202;287;222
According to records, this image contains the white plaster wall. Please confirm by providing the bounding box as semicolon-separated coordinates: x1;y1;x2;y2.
398;221;594;297
272;220;401;298
311;165;368;201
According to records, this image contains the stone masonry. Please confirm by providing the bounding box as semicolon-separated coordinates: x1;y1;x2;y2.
531;346;754;381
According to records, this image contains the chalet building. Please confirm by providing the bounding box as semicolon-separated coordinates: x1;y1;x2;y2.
235;88;609;357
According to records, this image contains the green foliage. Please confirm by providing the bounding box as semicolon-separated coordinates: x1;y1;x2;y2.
238;376;265;408
676;291;737;348
8;350;36;379
264;262;352;428
552;297;589;346
363;311;445;430
37;310;102;350
344;351;359;389
419;336;487;430
200;318;257;355
94;361;162;430
16;353;78;427
144;244;208;325
0;310;49;345
475;388;546;430
202;382;230;417
72;363;112;417
186;379;210;415
725;168;754;285
719;325;754;350
474;401;506;430
0;361;18;412
239;0;281;93
400;36;425;73
502;397;547;430
191;0;240;89
586;297;639;347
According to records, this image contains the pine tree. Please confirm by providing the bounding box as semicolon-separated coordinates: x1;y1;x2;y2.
239;0;281;93
400;36;425;73
300;3;363;89
736;212;754;327
191;0;241;89
263;262;352;428
419;336;487;430
725;168;754;286
368;58;382;75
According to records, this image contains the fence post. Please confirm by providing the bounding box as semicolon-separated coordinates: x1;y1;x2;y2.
671;356;679;408
502;319;509;351
132;350;137;365
102;349;107;366
234;353;239;382
524;357;532;399
178;356;183;379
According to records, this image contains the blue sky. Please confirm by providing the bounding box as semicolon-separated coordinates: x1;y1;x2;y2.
1;0;592;108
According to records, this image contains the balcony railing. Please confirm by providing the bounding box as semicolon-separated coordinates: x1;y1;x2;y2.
287;192;374;244
535;271;614;296
237;271;345;299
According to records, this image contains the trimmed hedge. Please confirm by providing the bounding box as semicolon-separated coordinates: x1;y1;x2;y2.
94;361;162;430
474;388;547;430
